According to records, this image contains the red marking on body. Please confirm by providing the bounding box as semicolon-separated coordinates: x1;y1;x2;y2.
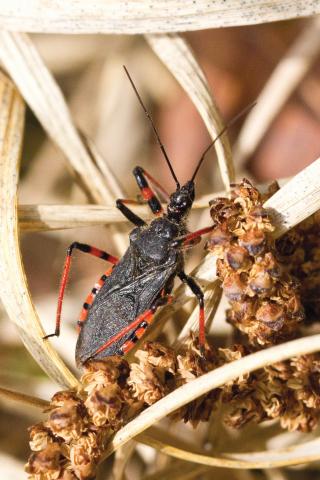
94;309;154;357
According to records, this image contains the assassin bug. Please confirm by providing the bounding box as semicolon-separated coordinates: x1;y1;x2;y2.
44;67;254;366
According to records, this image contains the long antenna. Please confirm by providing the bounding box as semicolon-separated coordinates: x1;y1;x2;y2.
123;65;180;188
191;101;257;182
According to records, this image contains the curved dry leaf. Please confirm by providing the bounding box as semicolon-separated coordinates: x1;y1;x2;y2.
0;31;119;205
234;16;320;166
147;33;234;191
0;72;79;389
138;429;320;469
0;2;319;33
264;157;320;237
103;334;320;459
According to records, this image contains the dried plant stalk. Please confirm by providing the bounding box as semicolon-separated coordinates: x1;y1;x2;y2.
0;72;78;389
0;31;120;205
0;386;49;409
0;1;319;33
234;16;320;166
147;33;234;191
138;429;320;469
264;157;320;237
17;195;214;232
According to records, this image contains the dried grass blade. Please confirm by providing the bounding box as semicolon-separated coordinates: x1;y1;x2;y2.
0;2;319;34
112;441;137;480
103;334;320;459
17;195;214;232
234;16;320;167
0;386;49;409
147;33;234;191
138;430;320;469
143;463;210;480
0;31;117;205
0;72;79;389
264;157;320;237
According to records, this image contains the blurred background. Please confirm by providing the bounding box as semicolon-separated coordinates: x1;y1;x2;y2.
1;18;320;479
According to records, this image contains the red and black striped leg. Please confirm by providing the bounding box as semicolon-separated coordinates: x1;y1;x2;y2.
43;242;119;339
77;266;114;331
133;166;165;215
136;166;170;202
178;271;205;355
92;294;173;358
171;226;215;249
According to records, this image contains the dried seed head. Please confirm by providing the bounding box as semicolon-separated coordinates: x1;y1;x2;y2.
225;245;251;271
25;442;64;477
206;224;232;252
70;438;98;480
46;396;87;442
239;229;266;256
29;423;53;452
136;342;177;373
223;273;247;301
84;384;123;427
82;357;130;392
247;264;274;296
256;303;285;331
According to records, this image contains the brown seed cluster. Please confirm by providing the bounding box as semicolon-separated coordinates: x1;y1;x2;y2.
276;212;320;324
25;358;133;480
26;337;320;478
207;179;304;346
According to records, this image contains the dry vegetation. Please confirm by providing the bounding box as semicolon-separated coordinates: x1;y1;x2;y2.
0;3;320;479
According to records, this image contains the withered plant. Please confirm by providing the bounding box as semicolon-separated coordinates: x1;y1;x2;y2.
0;5;320;480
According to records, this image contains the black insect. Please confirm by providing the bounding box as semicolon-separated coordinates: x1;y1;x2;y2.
44;66;252;366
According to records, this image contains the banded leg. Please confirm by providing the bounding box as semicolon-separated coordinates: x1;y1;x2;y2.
116;166;169;224
77;266;114;330
133;166;165;215
44;242;119;339
178;271;205;354
92;294;172;358
171;226;215;249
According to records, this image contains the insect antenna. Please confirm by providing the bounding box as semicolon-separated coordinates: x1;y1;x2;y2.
123;65;180;188
191;101;257;182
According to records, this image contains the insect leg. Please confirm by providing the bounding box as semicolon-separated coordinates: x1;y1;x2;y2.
92;295;172;358
171;226;215;248
77;266;114;330
133;166;165;215
44;242;119;339
178;271;205;354
116;199;146;227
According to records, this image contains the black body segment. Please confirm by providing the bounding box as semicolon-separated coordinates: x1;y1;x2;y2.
76;217;182;364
